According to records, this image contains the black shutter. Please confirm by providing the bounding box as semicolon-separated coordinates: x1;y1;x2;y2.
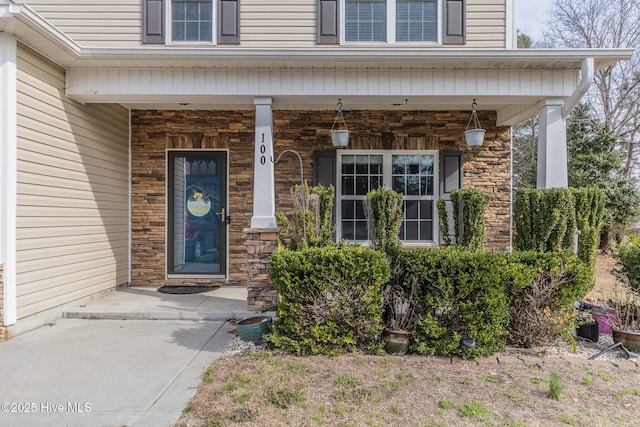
317;0;339;44
439;151;463;243
142;0;164;44
219;0;240;44
443;0;465;45
314;151;337;238
314;150;336;188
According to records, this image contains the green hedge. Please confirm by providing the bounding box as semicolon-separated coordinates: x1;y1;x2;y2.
268;246;391;355
513;188;575;253
395;248;513;358
513;187;605;274
450;189;490;251
616;238;640;293
268;247;590;358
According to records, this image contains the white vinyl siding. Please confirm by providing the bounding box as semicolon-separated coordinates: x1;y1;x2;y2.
15;45;129;319
25;0;506;48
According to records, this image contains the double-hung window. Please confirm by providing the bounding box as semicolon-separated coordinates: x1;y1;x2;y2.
337;151;438;244
142;0;239;45
344;0;439;43
171;0;213;42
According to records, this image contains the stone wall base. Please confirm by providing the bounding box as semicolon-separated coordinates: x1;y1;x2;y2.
245;228;280;311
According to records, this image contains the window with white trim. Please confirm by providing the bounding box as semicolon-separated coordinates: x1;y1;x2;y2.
337;151;438;243
171;0;213;42
344;0;439;43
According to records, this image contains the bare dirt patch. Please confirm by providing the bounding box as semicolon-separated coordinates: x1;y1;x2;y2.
587;253;620;304
177;255;640;427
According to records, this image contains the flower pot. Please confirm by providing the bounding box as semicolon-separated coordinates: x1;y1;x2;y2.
464;129;485;147
236;315;272;341
591;309;618;335
576;322;599;342
382;328;410;355
612;328;640;353
330;130;349;148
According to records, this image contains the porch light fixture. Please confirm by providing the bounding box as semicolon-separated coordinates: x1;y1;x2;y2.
464;99;485;147
330;99;350;148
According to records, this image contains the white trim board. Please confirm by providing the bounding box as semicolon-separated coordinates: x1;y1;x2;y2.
0;33;17;325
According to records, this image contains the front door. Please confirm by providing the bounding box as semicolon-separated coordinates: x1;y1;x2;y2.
167;151;227;277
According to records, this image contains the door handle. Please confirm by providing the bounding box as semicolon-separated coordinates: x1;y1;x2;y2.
218;208;230;224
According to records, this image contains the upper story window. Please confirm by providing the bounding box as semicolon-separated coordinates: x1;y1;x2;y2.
396;0;438;42
171;0;213;42
317;0;464;46
344;0;439;43
142;0;239;45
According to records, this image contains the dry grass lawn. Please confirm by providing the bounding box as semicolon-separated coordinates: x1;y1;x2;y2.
176;255;640;427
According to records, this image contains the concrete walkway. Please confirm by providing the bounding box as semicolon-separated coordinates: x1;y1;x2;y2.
0;286;258;427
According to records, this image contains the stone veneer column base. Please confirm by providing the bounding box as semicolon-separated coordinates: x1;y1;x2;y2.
245;228;280;311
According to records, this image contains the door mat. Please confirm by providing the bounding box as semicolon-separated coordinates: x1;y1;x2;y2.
157;286;218;294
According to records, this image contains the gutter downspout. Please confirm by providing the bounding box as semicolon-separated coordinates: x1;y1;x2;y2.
562;58;595;119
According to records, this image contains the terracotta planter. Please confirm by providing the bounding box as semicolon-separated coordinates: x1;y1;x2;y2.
612;328;640;353
382;328;410;355
236;315;272;341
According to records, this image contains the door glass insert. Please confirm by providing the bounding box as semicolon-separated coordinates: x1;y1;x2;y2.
168;151;226;275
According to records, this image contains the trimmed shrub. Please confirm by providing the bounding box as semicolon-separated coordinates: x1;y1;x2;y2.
450;189;490;251
364;188;403;256
396;248;511;358
513;188;574;253
571;187;605;271
437;189;490;250
394;248;590;356
268;246;390;355
505;251;592;347
615;237;640;293
276;184;337;250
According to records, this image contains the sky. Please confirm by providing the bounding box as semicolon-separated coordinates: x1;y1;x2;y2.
515;0;555;41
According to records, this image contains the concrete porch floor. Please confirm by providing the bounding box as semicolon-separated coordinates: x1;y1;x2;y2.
63;285;255;321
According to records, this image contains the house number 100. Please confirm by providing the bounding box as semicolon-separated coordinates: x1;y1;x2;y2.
260;134;266;165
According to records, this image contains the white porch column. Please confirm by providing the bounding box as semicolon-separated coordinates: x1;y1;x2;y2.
0;33;18;325
537;99;568;189
251;97;277;228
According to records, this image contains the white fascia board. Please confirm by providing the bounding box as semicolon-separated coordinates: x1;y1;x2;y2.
79;47;633;67
0;2;81;57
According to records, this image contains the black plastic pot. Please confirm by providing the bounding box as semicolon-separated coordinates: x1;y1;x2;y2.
576;321;599;343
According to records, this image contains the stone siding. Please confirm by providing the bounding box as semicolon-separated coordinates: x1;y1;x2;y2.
245;228;280;311
131;109;511;288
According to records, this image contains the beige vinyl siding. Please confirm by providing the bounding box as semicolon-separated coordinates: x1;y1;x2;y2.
25;0;142;47
15;45;129;320
25;0;506;49
466;0;506;48
241;0;316;47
